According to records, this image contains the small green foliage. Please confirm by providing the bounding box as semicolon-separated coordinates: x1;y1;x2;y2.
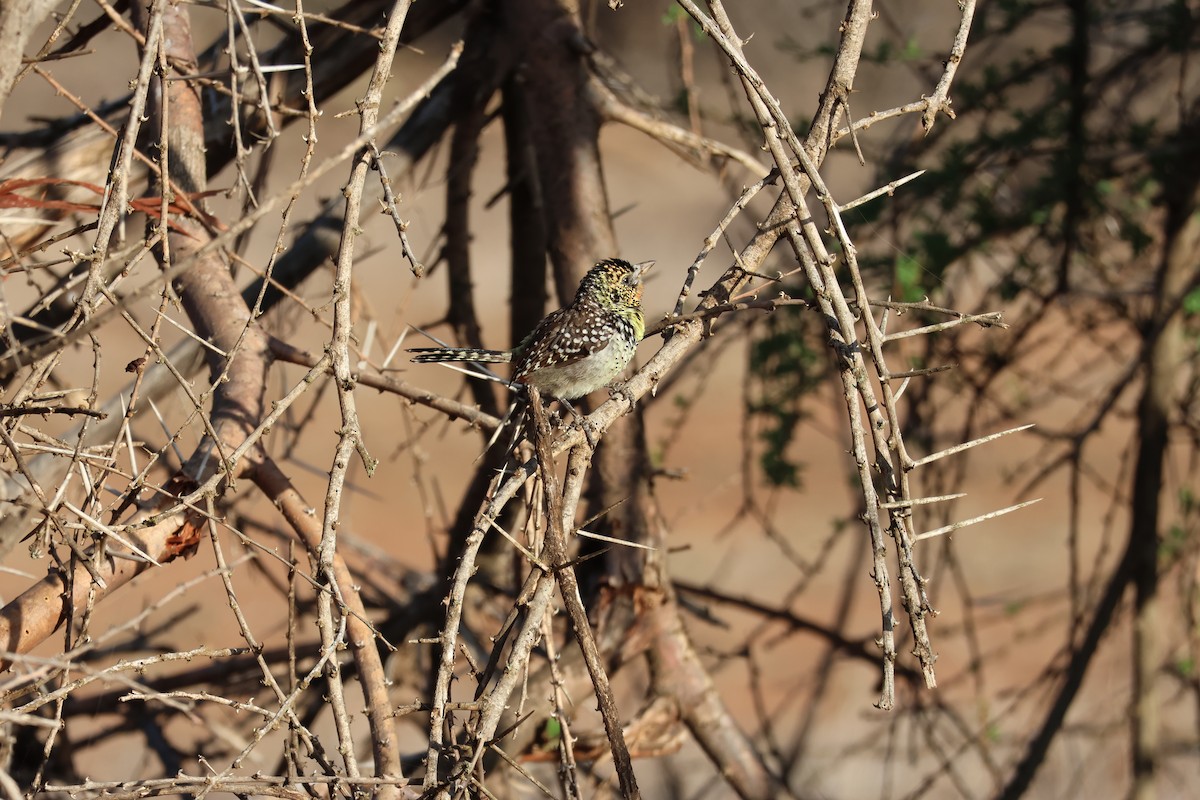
661;5;703;38
758;412;803;487
894;253;926;302
1179;487;1196;513
747;305;822;487
1184;289;1200;324
649;444;666;470
661;5;685;24
1159;523;1188;561
533;717;563;752
865;37;924;64
1161;488;1199;562
899;37;924;61
542;717;562;741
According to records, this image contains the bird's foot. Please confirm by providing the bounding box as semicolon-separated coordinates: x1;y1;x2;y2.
554;398;579;425
608;381;638;410
577;417;601;449
554;398;601;449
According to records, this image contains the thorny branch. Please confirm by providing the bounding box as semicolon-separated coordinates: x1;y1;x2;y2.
0;0;1035;798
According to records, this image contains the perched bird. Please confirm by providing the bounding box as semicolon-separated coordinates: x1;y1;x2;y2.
410;258;654;401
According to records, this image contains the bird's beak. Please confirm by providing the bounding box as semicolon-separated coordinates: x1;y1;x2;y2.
633;260;655;279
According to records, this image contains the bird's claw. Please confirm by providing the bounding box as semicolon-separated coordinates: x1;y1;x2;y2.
608;382;637;410
577;416;600;449
547;399;599;448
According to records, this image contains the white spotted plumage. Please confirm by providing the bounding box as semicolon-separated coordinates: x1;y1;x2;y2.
410;258;653;400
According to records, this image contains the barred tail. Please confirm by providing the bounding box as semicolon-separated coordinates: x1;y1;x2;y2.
409;347;511;365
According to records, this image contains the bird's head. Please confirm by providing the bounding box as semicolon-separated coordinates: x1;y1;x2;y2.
576;258;654;309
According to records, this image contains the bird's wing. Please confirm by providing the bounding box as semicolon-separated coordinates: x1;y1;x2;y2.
513;304;619;378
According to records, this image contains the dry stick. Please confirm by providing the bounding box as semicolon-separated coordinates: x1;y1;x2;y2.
683;0;915;704
45;775;420;796
672;172;775;317
486;743;558;798
910;424;1035;470
80;0;164;308
225;0;278;140
460;443;636;796
0;340;334;669
881;312;1006;342
91;282;233;490
467;566;558;775
252;456;408;790
318;0;415;789
423;445;549;789
0;0;76;109
787;220;911;704
269;337;502;431
527;388;640;800
6;647;250;716
139;4;346;788
312;0;415;786
0;0;332;555
240;0;387;37
921;0;977;132
0;407;102;419
369;142;424;277
538;606;582;800
647;297;813;338
424;409;620;789
133;0;260;510
111;255;175;532
839;169;926;212
3;39;463;541
22;65;214;235
0;41;464;378
832;99;932;142
593;80;768;177
704;0;987;699
2;559;246;706
187;639;346;798
421;158;799;798
0;509;186;669
190;503;341;793
825;2;975;143
237;0;325;329
712;5;980;692
913;499;1043;543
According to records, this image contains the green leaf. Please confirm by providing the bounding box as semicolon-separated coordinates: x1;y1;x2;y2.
894;253;925;301
1183;287;1200;317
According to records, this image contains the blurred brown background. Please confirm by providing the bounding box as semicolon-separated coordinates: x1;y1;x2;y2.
0;1;1197;798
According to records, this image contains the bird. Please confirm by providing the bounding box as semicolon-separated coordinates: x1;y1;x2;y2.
409;258;654;401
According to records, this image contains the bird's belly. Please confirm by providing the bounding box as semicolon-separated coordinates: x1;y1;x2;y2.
530;337;634;400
